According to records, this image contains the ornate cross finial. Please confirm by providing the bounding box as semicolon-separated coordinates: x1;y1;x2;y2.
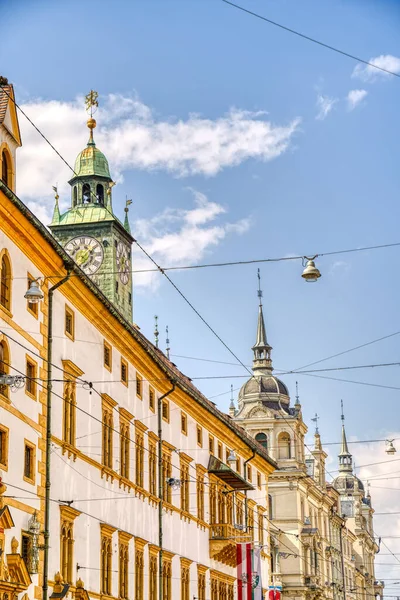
295;381;299;403
85;90;99;117
52;185;59;201
230;384;234;402
311;413;319;434
166;326;170;360
125;197;132;213
257;268;263;305
154;315;159;348
341;399;345;422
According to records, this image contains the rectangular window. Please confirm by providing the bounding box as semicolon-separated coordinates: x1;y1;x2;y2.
25;356;37;399
102;406;113;469
209;435;214;455
162;452;172;503
162;399;169;422
136;374;142;398
248;506;254;540
135;546;144;600
181;563;190;600
120;420;130;480
181;412;187;435
217;442;223;460
60;512;77;584
27;274;39;317
104;341;112;371
115;281;119;294
21;532;32;570
65;305;75;340
119;541;129;599
162;559;172;600
197;425;202;447
180;461;190;513
101;534;112;595
128;292;132;305
197;473;205;521
63;377;76;447
247;465;252;481
149;442;157;496
149;553;158;600
0;425;9;469
121;358;128;386
198;570;206;600
149;388;155;412
236;457;241;474
135;430;144;488
258;509;265;546
23;441;35;483
257;472;261;489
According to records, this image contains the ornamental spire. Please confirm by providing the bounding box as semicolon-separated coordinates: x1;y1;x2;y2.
50;185;60;225
124;198;132;234
85;90;98;147
252;269;273;374
338;400;353;473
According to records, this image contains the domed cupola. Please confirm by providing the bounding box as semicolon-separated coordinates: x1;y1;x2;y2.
237;269;290;413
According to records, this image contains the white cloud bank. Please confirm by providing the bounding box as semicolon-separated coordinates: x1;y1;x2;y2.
133;188;251;289
352;54;400;81
347;89;368;110
16;93;300;203
315;94;338;120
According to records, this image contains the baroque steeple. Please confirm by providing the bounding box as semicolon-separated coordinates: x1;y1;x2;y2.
338;400;353;473
252;269;273;374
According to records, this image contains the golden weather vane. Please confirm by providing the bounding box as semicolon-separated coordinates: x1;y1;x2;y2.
85;90;99;117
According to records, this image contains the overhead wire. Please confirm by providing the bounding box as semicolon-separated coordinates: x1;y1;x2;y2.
221;0;400;78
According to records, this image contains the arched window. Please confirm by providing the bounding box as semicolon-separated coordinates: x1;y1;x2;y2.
268;493;273;519
96;184;104;204
1;150;9;186
278;431;291;459
73;186;77;207
82;183;91;203
0;339;10;398
0;253;12;311
255;432;268;450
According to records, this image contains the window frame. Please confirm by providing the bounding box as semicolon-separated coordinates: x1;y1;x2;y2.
26;273;39;318
162;399;170;423
103;340;112;371
0;424;9;470
121;358;128;386
65;305;75;341
208;435;214;455
217;442;223;460
0;249;12;314
136;373;142;398
181;411;187;436
25;354;38;400
196;425;203;447
23;440;36;484
149;387;155;412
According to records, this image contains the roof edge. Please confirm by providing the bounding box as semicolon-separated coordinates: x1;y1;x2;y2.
0;180;277;471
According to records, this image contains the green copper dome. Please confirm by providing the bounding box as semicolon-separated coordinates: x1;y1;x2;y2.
73;143;110;179
72;118;111;179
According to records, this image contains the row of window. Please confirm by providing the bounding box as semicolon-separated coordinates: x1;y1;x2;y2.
0;425;35;483
60;514;213;600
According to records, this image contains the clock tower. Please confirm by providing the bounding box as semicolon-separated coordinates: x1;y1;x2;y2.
49;92;134;322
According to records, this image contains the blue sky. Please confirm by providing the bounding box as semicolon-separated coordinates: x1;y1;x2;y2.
2;1;400;546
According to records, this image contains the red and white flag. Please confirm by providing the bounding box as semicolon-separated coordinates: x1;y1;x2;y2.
237;543;263;600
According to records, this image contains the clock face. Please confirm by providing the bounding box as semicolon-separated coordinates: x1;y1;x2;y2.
116;241;130;285
65;236;104;275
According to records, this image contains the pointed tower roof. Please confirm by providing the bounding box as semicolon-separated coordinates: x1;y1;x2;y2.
338;400;353;473
252;269;273;374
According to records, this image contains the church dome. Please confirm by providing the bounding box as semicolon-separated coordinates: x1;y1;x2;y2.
333;473;365;494
239;374;289;398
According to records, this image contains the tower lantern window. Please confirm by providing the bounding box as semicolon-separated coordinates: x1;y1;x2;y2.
96;184;104;204
82;183;91;203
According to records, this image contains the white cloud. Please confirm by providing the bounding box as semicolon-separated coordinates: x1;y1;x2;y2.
315;94;338;120
347;89;368;110
352;54;400;81
133;189;251;289
16;93;300;207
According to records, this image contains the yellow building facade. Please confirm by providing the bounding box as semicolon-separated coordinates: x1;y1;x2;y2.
0;80;277;600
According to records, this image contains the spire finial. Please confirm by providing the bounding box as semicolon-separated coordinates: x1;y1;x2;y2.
85;90;99;145
124;197;132;233
166;326;170;360
229;384;236;417
311;413;319;435
154;315;159;348
339;399;352;472
51;185;61;224
341;399;345;422
257;268;263;306
295;381;300;405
